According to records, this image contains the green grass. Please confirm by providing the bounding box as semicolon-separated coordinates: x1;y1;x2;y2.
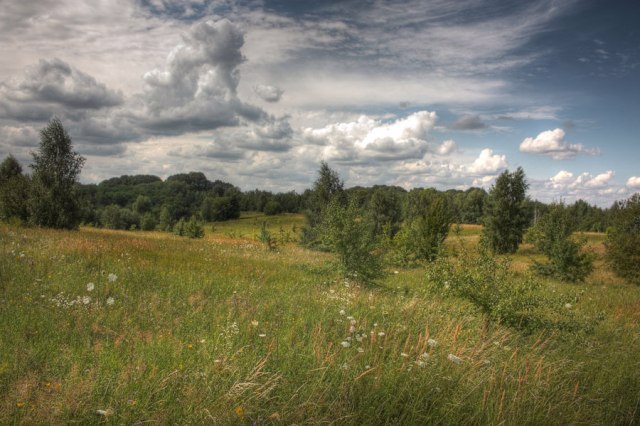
1;216;639;424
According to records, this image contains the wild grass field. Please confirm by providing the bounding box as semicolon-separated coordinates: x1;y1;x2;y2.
1;215;639;424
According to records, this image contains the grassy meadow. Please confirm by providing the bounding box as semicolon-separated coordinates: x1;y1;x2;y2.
1;215;639;424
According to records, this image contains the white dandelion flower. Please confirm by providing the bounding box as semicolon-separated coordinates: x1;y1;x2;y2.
447;353;462;364
86;282;95;292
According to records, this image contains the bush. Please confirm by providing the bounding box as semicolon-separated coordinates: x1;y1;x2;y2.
388;190;451;265
263;200;282;216
140;212;157;231
258;221;277;250
173;216;204;238
527;203;594;282
606;193;640;284
320;200;383;283
425;249;592;333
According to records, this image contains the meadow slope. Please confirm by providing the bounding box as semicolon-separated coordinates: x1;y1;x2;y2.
1;214;639;424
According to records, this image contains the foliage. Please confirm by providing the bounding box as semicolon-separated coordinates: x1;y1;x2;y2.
29;118;85;229
527;203;594;282
100;205;140;230
482;167;529;254
301;161;345;246
258;221;277;250
263;200;282;216
425;249;589;333
320;200;384;283
0;155;30;222
366;186;403;237
388;190;452;265
173;216;204;238
605;193;640;284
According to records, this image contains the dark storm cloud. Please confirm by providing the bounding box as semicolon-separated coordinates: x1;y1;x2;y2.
449;114;487;130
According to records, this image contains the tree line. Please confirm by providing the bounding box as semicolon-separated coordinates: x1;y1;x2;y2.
1;119;638;286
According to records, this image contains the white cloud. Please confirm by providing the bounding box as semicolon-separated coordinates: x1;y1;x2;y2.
467;148;507;174
435;140;457;155
254;84;283;102
627;176;640;188
520;128;599;160
302;111;438;162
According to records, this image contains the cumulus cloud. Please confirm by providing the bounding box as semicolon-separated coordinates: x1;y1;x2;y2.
449;114;487;130
134;19;261;134
254;84;283;102
303;111;438;162
627;176;640;188
467;148;507;174
435;140;457;155
0;58;123;121
520;128;599;160
548;170;614;190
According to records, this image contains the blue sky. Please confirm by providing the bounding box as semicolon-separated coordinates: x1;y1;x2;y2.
0;0;638;206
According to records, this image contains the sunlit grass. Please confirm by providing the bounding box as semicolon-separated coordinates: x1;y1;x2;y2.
1;218;639;424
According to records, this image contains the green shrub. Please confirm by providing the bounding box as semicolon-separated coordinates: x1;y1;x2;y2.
387;190;451;266
425;249;592;333
320;200;383;283
527;203;594;282
606;193;640;284
173;216;204;238
258;221;277;250
263;200;282;216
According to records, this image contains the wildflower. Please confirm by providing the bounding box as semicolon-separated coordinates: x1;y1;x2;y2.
234;406;245;420
447;353;462;364
82;296;91;305
86;282;95;292
401;352;409;358
357;347;364;353
16;402;25;408
106;297;115;306
96;409;113;417
364;364;370;369
251;320;259;327
427;338;438;348
187;344;193;349
416;360;426;368
394;270;399;275
420;352;430;361
200;339;206;343
339;309;346;316
565;303;572;309
340;341;351;348
258;334;266;338
349;325;356;333
377;332;385;337
347;316;354;321
107;273;117;283
355;334;364;342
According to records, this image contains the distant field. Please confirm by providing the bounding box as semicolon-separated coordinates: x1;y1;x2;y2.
1;216;639;424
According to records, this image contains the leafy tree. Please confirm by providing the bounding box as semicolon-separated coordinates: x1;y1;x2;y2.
605;193;640;284
482;167;529;254
320;199;383;283
367;187;403;237
0;155;30;222
390;189;452;265
527;203;594;282
29;118;85;229
263;200;282;216
302;161;345;246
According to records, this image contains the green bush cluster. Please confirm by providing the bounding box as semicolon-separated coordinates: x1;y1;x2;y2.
527;203;594;282
606;193;640;284
173;216;204;238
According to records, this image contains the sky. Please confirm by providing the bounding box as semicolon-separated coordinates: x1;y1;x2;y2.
0;0;639;206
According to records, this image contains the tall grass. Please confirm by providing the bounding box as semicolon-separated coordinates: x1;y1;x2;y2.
1;219;639;424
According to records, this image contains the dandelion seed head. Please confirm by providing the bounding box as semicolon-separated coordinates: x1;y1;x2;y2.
447;353;462;364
